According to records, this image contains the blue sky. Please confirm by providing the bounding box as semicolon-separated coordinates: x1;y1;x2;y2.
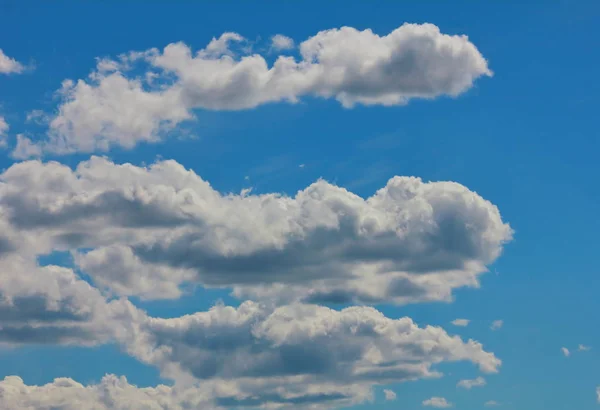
0;1;599;409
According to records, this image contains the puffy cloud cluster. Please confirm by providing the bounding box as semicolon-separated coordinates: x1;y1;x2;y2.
0;375;215;410
29;23;491;154
0;152;509;408
0;49;24;74
123;302;500;383
0;20;506;409
0;157;512;305
0;252;135;346
0;302;499;409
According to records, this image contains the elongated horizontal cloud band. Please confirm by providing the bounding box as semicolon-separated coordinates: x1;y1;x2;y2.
0;301;498;409
26;23;491;155
0;252;499;408
0;375;217;410
0;157;512;305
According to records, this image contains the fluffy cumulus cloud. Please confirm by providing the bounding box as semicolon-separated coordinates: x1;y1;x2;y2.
0;154;507;408
29;23;491;154
0;49;24;74
11;134;43;159
122;302;500;381
457;376;486;389
271;34;295;51
0;375;216;410
561;347;570;357
0;157;512;305
0;251;135;346
0;297;499;408
423;397;452;408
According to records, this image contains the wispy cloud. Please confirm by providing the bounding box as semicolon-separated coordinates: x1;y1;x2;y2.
490;320;503;331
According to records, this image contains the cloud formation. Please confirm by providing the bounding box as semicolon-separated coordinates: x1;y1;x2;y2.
0;253;133;346
0;49;24;74
271;34;295;51
384;389;397;401
29;23;491;154
0;374;216;410
122;302;500;382
561;347;570;357
484;400;500;407
451;318;470;327
423;397;452;408
0;116;8;147
0;296;498;408
0;157;512;305
490;320;503;331
457;376;486;389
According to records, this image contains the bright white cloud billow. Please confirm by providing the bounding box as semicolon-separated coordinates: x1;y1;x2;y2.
30;23;491;154
0;157;512;305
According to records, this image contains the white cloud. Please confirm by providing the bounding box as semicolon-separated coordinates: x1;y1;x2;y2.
0;116;8;147
271;34;295;51
451;318;470;327
0;372;374;410
0;253;134;346
490;320;503;331
0;156;508;408
457;376;486;389
383;389;397;401
597;386;600;403
119;302;499;402
10;134;43;159
0;374;217;410
578;344;591;351
0;253;500;409
35;23;491;154
0;157;512;305
484;400;500;407
0;49;24;74
561;347;570;357
0;241;500;409
423;397;452;407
